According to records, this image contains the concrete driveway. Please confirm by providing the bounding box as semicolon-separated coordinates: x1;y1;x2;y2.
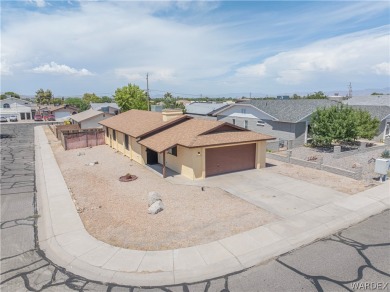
177;169;349;219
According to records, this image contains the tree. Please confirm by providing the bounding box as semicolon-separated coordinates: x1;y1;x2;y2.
306;91;327;99
82;93;102;104
51;98;63;105
35;89;53;105
101;96;113;103
114;83;148;112
292;93;302;99
162;92;185;112
354;109;380;140
4;91;21;99
64;97;89;111
310;105;380;146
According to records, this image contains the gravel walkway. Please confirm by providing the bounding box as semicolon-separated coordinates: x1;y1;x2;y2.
45;127;276;251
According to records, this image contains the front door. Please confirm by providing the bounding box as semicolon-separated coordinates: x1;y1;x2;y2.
146;148;158;164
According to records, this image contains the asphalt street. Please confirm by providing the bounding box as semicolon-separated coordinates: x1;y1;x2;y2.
1;123;389;292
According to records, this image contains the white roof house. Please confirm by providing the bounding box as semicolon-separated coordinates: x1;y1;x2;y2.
0;98;36;120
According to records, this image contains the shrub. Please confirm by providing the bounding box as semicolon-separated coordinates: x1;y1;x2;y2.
381;149;390;158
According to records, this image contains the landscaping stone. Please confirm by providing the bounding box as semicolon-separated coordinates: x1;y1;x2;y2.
148;200;164;215
148;191;162;207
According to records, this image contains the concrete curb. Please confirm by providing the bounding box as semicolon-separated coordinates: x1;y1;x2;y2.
34;126;390;286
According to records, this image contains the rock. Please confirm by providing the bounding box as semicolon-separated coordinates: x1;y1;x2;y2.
148;191;161;207
86;161;99;166
77;152;85;156
148;200;164;215
352;163;362;168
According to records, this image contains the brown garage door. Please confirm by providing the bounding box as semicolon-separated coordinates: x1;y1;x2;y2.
205;143;256;177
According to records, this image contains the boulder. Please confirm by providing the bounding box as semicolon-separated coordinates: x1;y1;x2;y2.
148;200;164;215
148;191;161;207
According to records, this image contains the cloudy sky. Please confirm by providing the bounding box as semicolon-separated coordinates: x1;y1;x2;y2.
1;0;389;97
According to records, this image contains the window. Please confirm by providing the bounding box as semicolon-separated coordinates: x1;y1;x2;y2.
106;127;109;137
244;120;248;129
168;146;177;156
113;129;116;141
3;103;10;109
124;135;129;150
257;120;265;126
232;119;236;125
241;108;246;114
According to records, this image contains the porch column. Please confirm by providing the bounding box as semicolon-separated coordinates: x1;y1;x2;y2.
162;151;166;178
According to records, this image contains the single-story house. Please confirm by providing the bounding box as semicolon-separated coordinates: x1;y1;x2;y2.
213;99;338;148
100;109;275;180
185;102;229;120
0;97;36;120
90;102;120;115
39;105;78;120
69;109;114;129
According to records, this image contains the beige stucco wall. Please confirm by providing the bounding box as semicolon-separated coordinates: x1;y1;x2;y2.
158;146;203;180
104;127;146;165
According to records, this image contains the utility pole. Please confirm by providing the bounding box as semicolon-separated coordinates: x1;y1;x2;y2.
250;92;252;99
146;73;150;111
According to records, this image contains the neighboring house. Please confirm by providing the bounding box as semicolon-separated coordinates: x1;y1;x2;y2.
350;105;390;141
100;109;274;180
343;95;390;107
90;103;119;115
39;105;78;120
69;109;114;129
185;102;229;120
0;97;36;120
213;99;338;148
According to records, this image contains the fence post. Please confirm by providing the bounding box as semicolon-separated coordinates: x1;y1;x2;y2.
333;145;341;158
287;150;292;163
86;131;88;147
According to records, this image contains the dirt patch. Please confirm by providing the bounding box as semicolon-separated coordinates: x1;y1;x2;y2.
265;158;376;195
44;127;276;250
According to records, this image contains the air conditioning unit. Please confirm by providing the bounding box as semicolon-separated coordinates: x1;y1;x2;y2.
375;158;390;175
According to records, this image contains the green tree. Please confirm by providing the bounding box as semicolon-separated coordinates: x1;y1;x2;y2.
51;98;63;105
64;97;89;111
4;91;21;99
1;94;7;100
101;96;113;103
35;89;53;105
310;105;380;146
114;83;148;112
292;93;302;99
162;92;177;109
82;93;102;104
354;110;380;140
306;91;327;99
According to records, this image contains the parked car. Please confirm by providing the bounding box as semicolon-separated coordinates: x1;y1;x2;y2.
9;115;18;122
0;117;8;122
47;114;56;121
34;115;43;122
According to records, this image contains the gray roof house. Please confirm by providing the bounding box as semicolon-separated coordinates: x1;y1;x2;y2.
213;100;390;148
69;109;114;129
185;102;229;120
90;103;119;115
213;99;339;148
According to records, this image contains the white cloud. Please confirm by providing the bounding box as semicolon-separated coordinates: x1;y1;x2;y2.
235;26;390;85
28;0;46;8
372;62;390;76
32;62;93;76
115;67;175;82
236;64;266;77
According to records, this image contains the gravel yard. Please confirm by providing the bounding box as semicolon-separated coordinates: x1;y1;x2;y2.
45;127;276;250
290;145;388;181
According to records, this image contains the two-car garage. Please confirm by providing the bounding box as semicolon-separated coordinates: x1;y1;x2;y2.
205;143;256;177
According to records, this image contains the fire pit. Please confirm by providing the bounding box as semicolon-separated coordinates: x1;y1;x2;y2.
119;173;138;182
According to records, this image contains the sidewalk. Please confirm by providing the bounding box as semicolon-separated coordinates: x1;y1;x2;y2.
34;126;390;286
